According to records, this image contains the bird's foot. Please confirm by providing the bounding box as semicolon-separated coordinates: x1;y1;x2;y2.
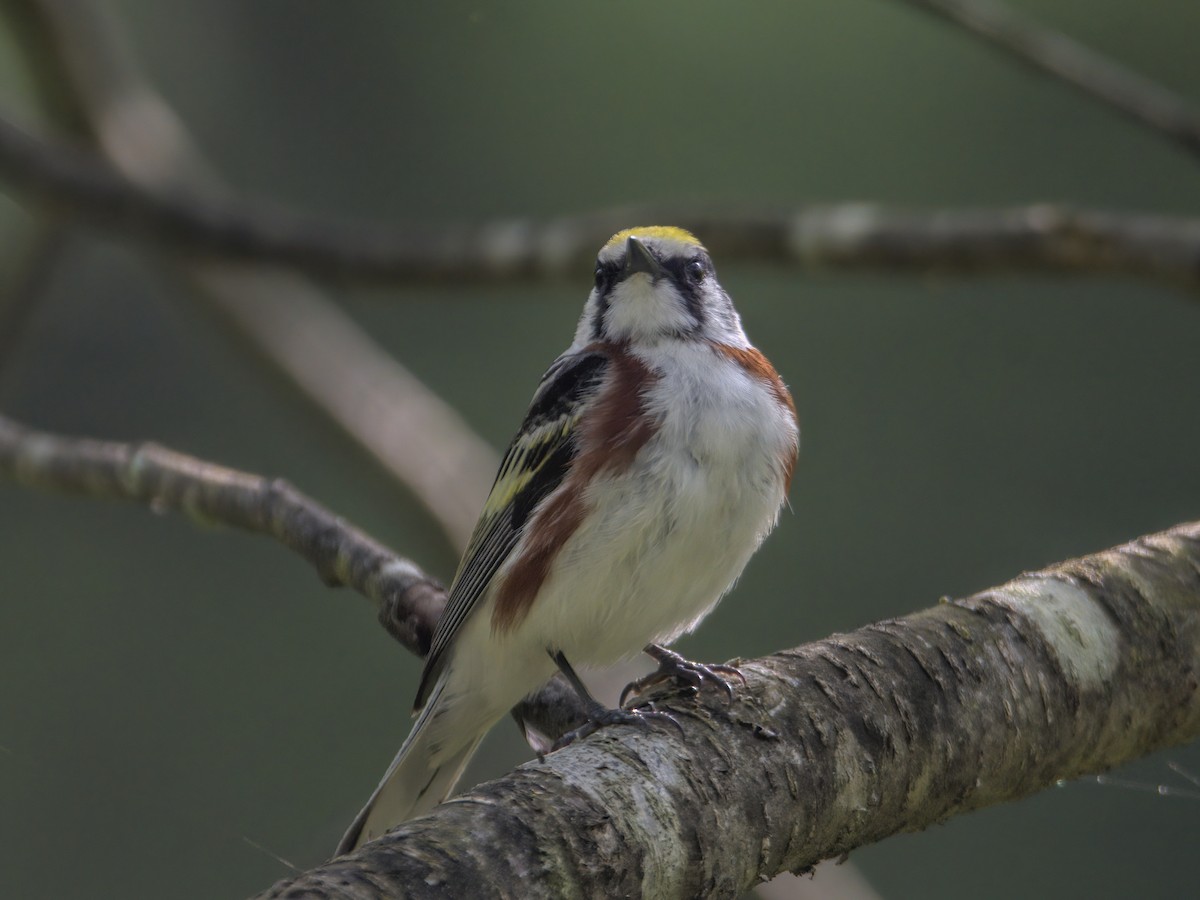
550;702;683;753
620;643;747;707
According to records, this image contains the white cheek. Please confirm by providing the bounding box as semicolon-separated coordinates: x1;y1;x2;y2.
604;278;693;340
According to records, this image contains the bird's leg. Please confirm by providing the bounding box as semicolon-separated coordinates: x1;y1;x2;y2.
619;643;746;707
548;650;683;752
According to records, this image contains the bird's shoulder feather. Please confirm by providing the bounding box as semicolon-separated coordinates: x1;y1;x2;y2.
413;347;612;710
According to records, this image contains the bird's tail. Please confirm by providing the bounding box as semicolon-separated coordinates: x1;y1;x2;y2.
335;676;484;856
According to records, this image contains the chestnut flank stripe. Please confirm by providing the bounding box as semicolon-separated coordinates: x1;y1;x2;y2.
710;342;799;491
491;346;659;632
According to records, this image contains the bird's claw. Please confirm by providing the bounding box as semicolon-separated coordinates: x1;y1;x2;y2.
620;645;747;707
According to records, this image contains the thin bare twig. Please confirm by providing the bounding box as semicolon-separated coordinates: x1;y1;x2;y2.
898;0;1200;158
0;412;586;739
7;0;585;761
0;413;445;656
0;0;93;137
183;263;499;551
6;0;498;551
5;111;1200;290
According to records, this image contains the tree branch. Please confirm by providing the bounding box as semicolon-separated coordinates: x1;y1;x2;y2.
0;0;94;137
4;113;1200;291
182;265;499;551
0;413;443;655
897;0;1200;158
3;0;499;551
5;0;590;759
2;7;1195;897
0;413;586;738
259;519;1200;899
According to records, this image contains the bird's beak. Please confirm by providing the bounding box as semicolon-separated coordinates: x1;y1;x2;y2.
622;236;665;280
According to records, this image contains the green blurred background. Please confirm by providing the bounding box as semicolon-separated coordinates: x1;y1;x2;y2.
2;1;1200;897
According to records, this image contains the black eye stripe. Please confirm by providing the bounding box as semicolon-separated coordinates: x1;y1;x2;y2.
589;251;711;339
591;261;620;339
591;292;609;340
593;261;617;290
658;258;706;329
663;254;712;282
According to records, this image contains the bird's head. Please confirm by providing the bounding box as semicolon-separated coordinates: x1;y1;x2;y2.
576;226;747;347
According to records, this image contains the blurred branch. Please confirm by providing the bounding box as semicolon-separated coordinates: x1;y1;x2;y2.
5;110;1200;291
261;521;1200;899
0;413;444;655
182;264;498;551
898;0;1200;158
0;412;586;738
0;0;93;136
6;0;586;761
3;0;498;551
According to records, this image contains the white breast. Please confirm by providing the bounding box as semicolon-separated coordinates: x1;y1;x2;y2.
519;341;798;665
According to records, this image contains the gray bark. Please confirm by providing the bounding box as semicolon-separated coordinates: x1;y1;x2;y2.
260;521;1200;899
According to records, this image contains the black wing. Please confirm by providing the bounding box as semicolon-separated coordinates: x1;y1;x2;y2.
413;350;609;709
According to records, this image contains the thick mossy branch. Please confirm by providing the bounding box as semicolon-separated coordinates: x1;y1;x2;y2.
260;521;1200;900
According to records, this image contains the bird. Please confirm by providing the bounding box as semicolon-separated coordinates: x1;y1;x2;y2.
337;225;799;854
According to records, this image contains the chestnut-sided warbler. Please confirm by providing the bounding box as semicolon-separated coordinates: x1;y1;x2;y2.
337;226;799;853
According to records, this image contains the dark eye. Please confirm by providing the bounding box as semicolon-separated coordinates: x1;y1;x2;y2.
594;265;607;290
685;259;706;282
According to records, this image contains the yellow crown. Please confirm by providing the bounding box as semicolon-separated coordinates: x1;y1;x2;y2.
604;225;703;250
